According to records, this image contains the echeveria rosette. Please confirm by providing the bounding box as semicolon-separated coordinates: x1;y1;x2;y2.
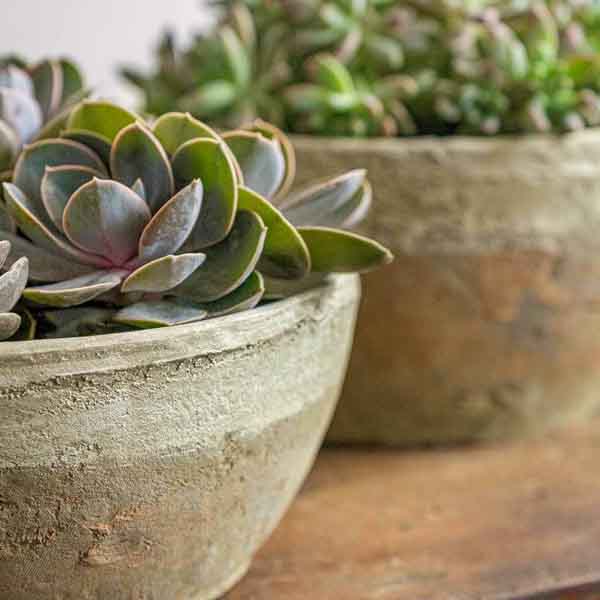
0;240;29;340
0;57;85;176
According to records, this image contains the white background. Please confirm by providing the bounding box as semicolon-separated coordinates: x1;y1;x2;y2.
0;0;214;107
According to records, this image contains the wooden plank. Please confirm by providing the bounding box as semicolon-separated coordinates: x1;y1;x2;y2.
228;425;600;600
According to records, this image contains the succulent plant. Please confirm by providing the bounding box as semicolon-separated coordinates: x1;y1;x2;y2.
125;0;600;136
0;240;28;340
0;101;391;336
0;57;85;175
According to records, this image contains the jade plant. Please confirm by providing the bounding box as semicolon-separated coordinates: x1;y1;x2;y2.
0;100;391;339
123;0;600;136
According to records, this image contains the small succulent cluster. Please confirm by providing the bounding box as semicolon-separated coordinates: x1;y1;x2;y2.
124;0;600;136
0;98;390;340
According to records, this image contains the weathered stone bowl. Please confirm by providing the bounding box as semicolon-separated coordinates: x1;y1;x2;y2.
293;130;600;445
0;275;359;600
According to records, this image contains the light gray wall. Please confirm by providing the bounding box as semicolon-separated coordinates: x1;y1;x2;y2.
0;0;214;107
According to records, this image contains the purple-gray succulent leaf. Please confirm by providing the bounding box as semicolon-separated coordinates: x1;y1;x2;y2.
0;240;10;268
113;300;208;329
121;253;206;293
173;209;266;303
0;312;21;341
237;185;310;279
61;129;112;165
0;66;34;96
138;179;203;262
298;226;393;273
66;100;137;142
29;60;63;120
153;112;219;155
0;256;28;312
3;182;110;267
110;122;175;213
0;231;95;282
63;178;151;266
13;139;107;211
24;269;127;308
223;130;286;200
42;306;118;339
41;165;105;231
0;88;43;144
172;138;238;249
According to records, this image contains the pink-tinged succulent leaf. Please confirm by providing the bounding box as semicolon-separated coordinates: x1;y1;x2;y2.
0;231;95;282
138;179;203;262
0;66;34;96
0;88;43;143
153;112;219;155
223;131;286;200
61;129;112;166
298;227;393;273
262;273;328;300
237;185;310;279
0;312;21;341
0;256;28;312
111;122;175;213
13;139;107;214
29;60;63;120
3;182;109;267
173;210;266;303
172;138;238;249
63;178;151;266
113;300;208;329
24;270;126;308
122;253;206;293
41;165;104;231
195;271;264;318
0;240;10;268
0;120;19;170
67;100;137;142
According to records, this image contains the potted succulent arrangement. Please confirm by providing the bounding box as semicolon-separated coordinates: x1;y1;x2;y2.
0;57;391;598
125;0;600;445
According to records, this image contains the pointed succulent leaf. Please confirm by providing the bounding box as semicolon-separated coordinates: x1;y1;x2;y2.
138;180;203;262
0;231;95;282
195;271;264;318
24;270;126;308
0;256;28;312
114;300;208;329
3;182;109;267
111;123;175;212
0;88;43;143
173;210;266;302
298;227;393;273
0;312;21;341
172;138;238;248
122;253;206;293
41;165;104;231
59;59;84;104
223;131;286;200
61;129;112;165
67;100;137;141
13;139;107;210
63;178;151;265
263;273;328;300
178;81;238;116
0;120;19;171
29;60;63;119
238;185;310;279
153;112;219;155
221;26;252;88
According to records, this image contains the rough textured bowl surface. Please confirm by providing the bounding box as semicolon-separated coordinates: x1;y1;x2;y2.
293;131;600;445
0;275;359;600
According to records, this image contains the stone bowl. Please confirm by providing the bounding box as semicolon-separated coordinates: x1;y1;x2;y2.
0;274;360;600
293;130;600;445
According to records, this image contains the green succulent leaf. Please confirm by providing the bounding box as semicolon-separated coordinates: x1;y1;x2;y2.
59;59;84;104
11;306;36;341
173;209;266;302
0;256;28;312
178;81;239;117
263;272;328;300
113;300;208;328
0;88;43;143
121;253;206;293
195;270;264;317
152;112;219;155
0;312;21;341
61;129;112;165
237;185;310;279
24;270;126;308
29;60;62;120
221;25;252;89
42;306;118;339
0;120;19;171
298;226;392;273
67;100;138;141
110;122;175;212
172;138;238;248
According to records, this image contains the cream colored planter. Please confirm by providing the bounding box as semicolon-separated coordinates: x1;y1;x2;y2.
0;275;359;600
293;131;600;445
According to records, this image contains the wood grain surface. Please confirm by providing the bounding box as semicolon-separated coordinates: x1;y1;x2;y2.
228;425;600;600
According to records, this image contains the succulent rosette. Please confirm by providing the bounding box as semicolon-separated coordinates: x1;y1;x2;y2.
0;101;391;334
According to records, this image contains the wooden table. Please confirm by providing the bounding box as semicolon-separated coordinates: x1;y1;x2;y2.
228;425;600;600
